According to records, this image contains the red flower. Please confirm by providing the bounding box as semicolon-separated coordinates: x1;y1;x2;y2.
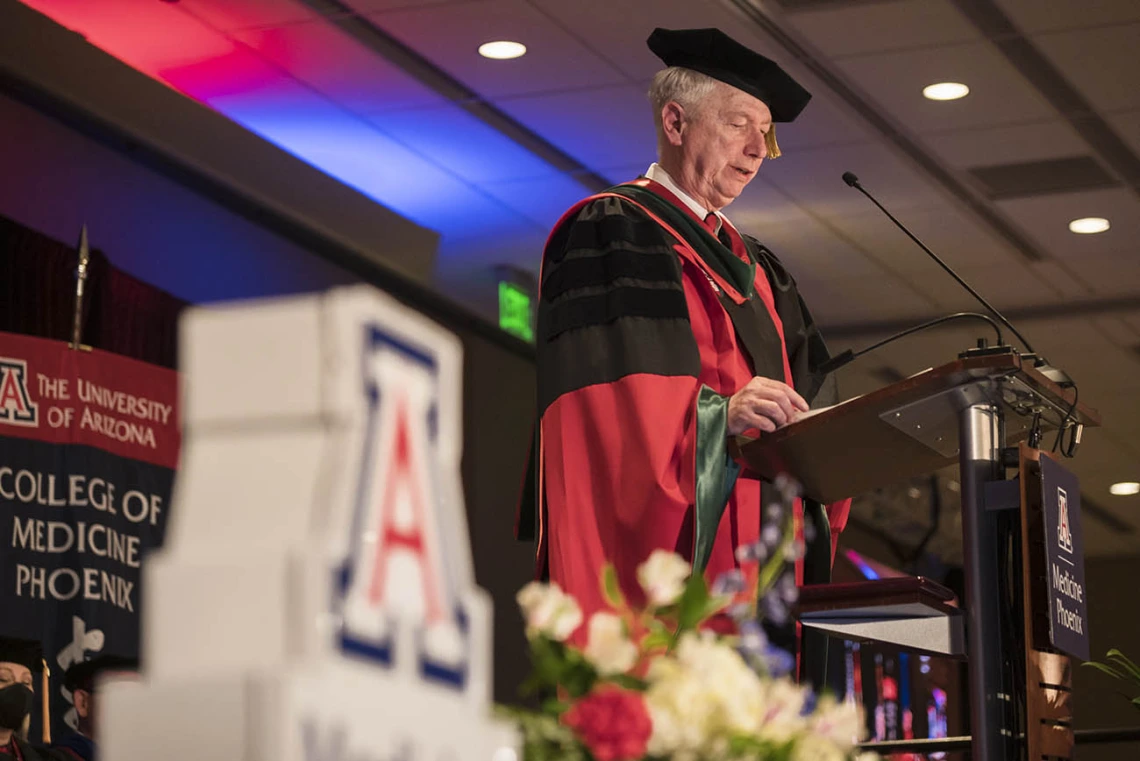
561;686;652;761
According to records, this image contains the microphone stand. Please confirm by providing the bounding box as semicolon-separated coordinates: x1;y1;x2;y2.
841;172;1074;388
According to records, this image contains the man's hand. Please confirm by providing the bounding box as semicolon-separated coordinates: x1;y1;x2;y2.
726;377;810;435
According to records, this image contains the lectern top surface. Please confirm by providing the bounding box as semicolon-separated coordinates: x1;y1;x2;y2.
733;353;1099;503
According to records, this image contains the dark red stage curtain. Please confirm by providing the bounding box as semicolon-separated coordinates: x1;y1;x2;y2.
0;213;184;368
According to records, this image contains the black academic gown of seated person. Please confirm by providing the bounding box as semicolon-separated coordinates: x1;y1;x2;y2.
50;732;94;761
1;736;72;761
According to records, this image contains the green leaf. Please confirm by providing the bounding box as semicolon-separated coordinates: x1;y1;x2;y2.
1131;696;1140;711
1083;660;1131;683
1107;649;1140;684
607;673;649;691
601;564;626;610
676;572;712;632
541;698;569;715
642;629;673;652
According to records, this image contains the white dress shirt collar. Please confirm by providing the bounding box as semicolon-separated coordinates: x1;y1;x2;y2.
644;163;731;234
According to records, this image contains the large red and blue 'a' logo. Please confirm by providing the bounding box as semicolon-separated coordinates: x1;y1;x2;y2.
334;325;469;689
0;357;38;427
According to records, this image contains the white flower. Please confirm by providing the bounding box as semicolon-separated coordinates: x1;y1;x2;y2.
808;695;863;750
757;677;810;743
644;632;769;757
582;612;638;675
791;733;845;761
515;581;582;641
637;550;691;607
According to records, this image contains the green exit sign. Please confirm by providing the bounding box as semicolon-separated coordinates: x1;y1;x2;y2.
499;281;534;343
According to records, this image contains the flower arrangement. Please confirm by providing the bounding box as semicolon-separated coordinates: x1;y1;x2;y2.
501;478;877;761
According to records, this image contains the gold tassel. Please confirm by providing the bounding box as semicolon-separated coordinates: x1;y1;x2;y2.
40;658;51;744
765;125;781;160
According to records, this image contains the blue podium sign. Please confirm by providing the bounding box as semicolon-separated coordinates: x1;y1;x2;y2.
1040;456;1089;661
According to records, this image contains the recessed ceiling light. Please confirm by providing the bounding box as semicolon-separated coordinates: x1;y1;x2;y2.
1110;482;1140;496
478;41;527;60
923;82;970;101
1068;217;1110;234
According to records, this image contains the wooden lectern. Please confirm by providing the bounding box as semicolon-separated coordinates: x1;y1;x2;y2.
731;351;1100;761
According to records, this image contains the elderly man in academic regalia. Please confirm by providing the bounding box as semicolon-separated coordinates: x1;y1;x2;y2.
0;637;67;761
521;28;851;672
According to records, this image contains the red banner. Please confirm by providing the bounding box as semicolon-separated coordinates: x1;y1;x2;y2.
0;331;179;469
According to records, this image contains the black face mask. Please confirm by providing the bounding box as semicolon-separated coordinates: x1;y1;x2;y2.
0;684;32;730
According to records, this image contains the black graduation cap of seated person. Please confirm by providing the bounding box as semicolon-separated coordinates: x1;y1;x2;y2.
64;654;139;693
0;637;44;675
647;27;812;123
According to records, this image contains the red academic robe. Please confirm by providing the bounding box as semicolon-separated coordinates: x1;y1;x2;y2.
531;178;850;627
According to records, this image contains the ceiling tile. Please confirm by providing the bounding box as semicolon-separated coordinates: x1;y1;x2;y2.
1032;23;1140;113
774;92;875;150
1090;316;1140;348
759;141;946;217
790;278;875;327
480;173;594;229
529;0;786;81
366;104;564;183
369;0;629;98
923;120;1089;168
494;84;657;169
830;276;941;323
597;163;652;185
232;20;449;114
1068;253;1140;296
820;205;1024;273
834;42;1057;134
739;217;889;282
21;0;235;72
177;0;325;33
786;0;980;58
994;188;1140;260
1105;109;1140;156
1028;261;1095;299
995;0;1140;34
907;261;1061;314
193;75;527;237
344;0;485;13
724;176;814;229
435;225;547;273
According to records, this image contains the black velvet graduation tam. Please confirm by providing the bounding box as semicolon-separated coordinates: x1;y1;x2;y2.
0;637;44;674
63;654;138;692
647;27;812;122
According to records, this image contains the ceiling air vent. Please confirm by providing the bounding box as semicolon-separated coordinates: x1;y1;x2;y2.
968;156;1119;200
768;0;882;9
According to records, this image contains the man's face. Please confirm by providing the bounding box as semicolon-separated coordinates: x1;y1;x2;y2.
675;84;773;210
74;688;94;737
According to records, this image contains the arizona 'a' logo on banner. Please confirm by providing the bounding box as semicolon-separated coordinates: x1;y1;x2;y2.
0;357;38;426
1057;486;1074;554
335;325;468;688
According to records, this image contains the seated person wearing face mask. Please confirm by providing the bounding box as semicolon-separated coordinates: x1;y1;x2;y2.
52;655;138;761
0;637;66;761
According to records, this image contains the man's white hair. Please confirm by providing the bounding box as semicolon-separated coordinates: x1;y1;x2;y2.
648;67;718;140
647;66;781;158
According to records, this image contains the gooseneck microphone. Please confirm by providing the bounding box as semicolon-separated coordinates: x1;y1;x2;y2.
815;311;1003;376
840;171;1035;355
839;171;1076;389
